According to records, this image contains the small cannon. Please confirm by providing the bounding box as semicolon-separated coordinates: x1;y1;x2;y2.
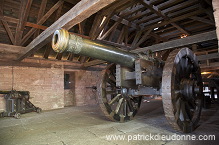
52;29;203;133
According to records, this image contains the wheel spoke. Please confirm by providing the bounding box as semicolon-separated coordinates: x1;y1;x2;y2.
123;100;128;116
115;98;124;114
99;64;141;122
108;94;121;105
127;99;134;112
185;102;192;120
162;48;202;133
180;101;190;121
174;97;181;120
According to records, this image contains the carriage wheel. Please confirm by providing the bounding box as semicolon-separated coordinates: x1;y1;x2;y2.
162;48;203;133
98;64;142;122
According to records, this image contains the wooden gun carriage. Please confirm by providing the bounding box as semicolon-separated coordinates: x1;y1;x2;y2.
52;29;203;133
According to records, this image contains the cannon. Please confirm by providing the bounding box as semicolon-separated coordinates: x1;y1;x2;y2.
52;29;203;133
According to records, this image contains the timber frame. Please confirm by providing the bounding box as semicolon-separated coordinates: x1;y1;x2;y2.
0;0;218;74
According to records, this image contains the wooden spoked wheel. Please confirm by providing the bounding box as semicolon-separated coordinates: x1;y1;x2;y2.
162;48;203;133
98;64;142;122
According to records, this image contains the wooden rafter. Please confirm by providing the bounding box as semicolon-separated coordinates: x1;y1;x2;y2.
43;44;52;59
98;19;122;40
83;60;106;67
190;16;215;25
15;0;33;45
0;0;15;45
140;9;203;32
135;28;153;48
0;16;47;30
1;20;15;44
119;4;145;18
21;0;64;45
34;0;48;38
141;0;190;36
17;0;118;61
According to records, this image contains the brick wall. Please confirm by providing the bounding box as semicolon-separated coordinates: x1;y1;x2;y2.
0;60;104;112
70;70;101;106
0;66;64;111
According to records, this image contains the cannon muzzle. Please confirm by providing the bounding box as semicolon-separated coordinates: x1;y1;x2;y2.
52;29;139;68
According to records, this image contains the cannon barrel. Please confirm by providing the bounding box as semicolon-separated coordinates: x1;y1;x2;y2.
52;29;139;68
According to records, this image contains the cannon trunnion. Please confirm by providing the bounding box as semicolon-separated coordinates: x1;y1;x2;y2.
52;29;203;133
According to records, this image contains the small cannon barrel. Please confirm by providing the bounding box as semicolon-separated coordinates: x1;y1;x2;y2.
52;29;139;68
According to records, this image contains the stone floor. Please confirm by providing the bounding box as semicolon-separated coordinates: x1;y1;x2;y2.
0;99;218;145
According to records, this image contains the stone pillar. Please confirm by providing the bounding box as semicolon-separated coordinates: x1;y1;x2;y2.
212;0;219;52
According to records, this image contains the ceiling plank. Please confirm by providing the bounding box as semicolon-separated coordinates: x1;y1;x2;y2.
17;0;118;61
141;9;203;32
132;30;217;53
141;0;190;35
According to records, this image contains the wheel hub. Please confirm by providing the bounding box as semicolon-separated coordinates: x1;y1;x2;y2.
180;79;200;101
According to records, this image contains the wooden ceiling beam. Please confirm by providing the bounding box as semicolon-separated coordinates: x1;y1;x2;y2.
197;53;219;61
0;43;26;54
132;30;217;53
17;0;118;61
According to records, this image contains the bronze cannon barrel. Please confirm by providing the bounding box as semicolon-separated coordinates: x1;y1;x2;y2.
52;29;139;68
